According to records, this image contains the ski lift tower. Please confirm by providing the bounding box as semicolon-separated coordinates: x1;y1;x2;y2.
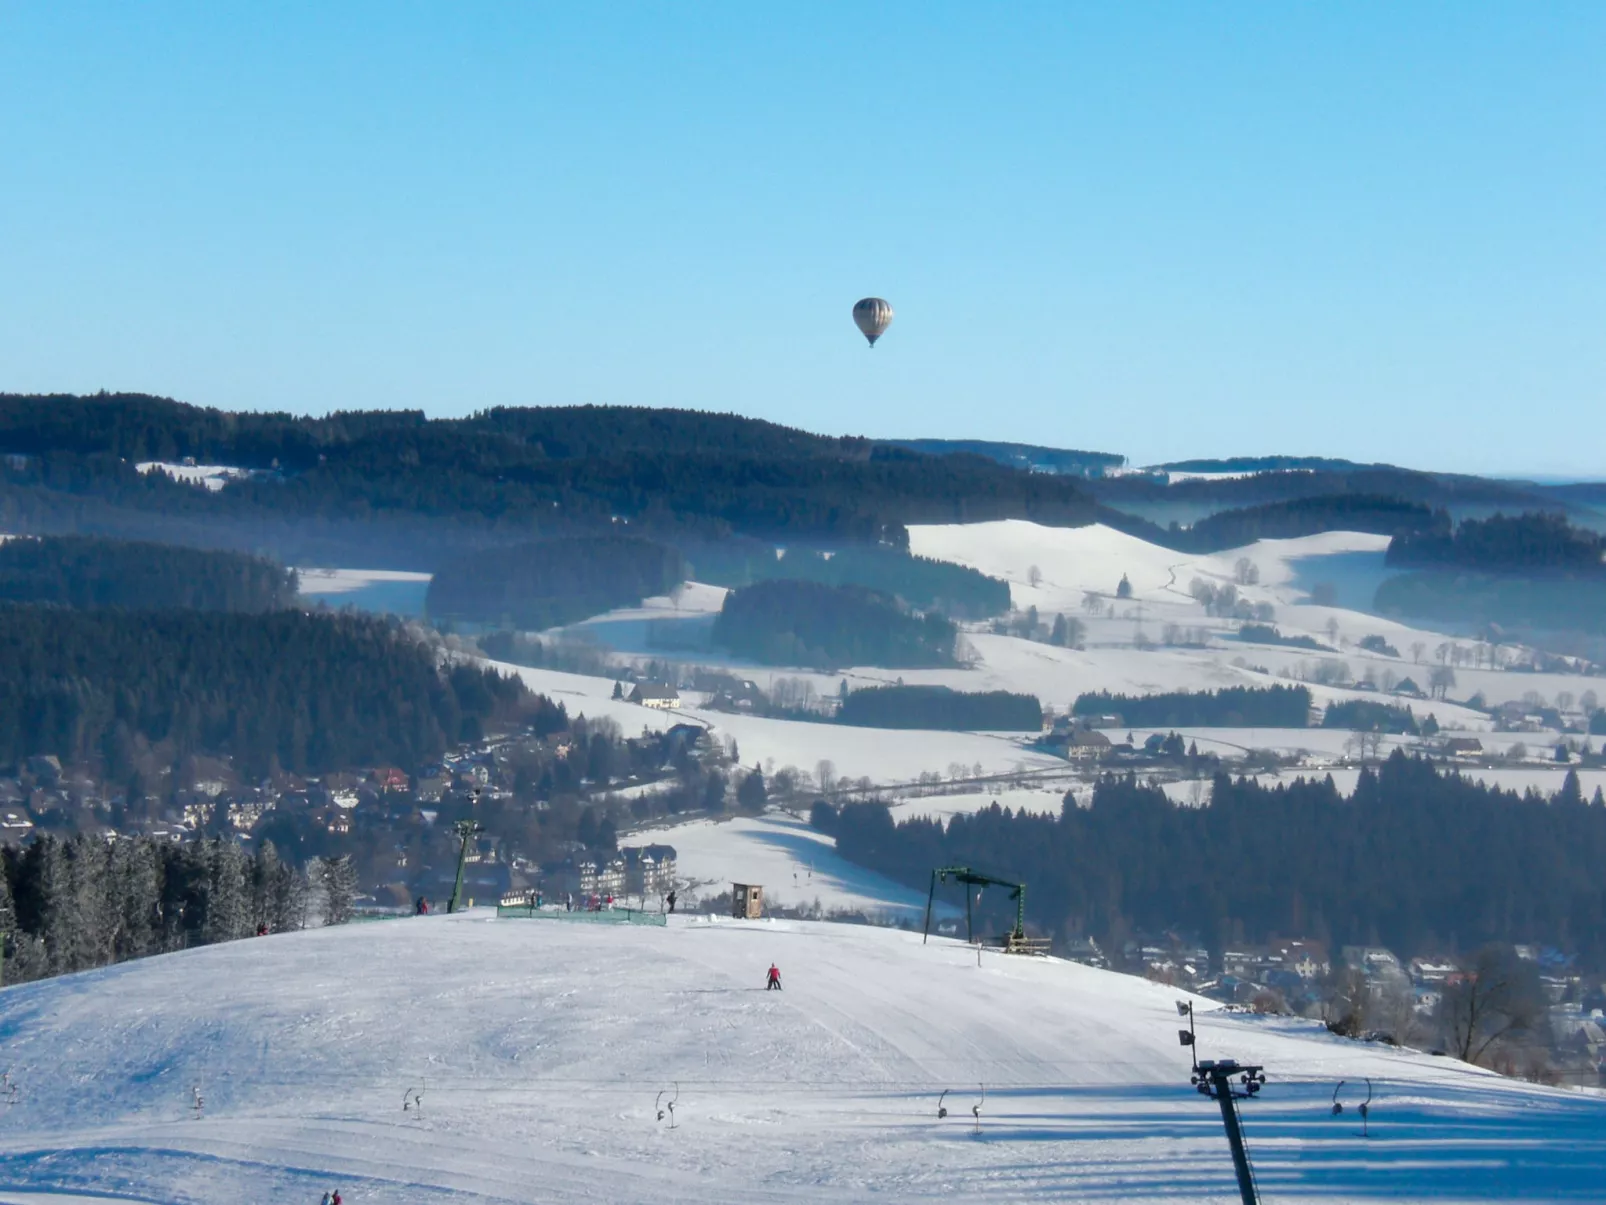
922;866;1044;952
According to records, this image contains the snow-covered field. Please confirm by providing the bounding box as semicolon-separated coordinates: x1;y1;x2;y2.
135;461;253;491
0;914;1599;1205
888;785;1065;824
628;812;936;919
296;568;435;596
466;519;1606;893
628;789;1068;921
488;660;1061;786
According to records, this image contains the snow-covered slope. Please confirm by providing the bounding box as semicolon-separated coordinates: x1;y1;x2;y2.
296;568;434;596
627;812;936;919
488;660;1061;785
135;461;253;491
0;915;1597;1205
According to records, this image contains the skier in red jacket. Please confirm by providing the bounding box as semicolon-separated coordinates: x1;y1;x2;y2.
766;963;782;991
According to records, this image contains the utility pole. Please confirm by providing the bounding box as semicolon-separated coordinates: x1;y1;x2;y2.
1177;1001;1265;1205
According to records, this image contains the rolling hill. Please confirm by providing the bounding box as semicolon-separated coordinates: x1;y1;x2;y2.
0;912;1598;1204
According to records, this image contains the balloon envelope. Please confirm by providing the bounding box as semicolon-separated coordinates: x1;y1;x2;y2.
852;297;893;347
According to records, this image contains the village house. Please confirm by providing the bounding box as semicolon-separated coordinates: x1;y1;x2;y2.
621;844;677;895
542;854;628;900
414;772;449;802
630;683;682;710
1443;737;1484;759
371;767;410;793
1066;730;1112;760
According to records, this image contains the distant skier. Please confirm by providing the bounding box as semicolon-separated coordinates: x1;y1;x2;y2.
256;922;268;936
331;1192;342;1205
666;889;677;914
416;896;430;915
766;963;782;991
320;1193;330;1205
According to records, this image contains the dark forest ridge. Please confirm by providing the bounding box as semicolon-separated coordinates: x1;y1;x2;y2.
2;393;1602;573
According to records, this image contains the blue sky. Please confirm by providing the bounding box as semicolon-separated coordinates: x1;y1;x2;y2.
1;4;1601;474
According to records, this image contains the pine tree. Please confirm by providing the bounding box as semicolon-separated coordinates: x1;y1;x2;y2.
33;838;87;975
1050;613;1068;647
112;839;162;962
203;841;251;945
251;842;281;932
737;766;767;810
0;858;13;988
316;856;357;925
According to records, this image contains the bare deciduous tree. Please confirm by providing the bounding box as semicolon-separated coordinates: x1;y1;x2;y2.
1320;967;1370;1038
815;759;836;795
1027;564;1043;588
1410;641;1426;664
1438;946;1545;1066
1429;664;1457;699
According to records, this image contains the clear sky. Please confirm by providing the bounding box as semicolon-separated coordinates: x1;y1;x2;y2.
1;4;1601;474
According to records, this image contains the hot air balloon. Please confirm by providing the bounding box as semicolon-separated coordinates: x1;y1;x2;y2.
852;297;893;347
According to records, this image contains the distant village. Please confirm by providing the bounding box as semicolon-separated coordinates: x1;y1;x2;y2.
1050;932;1606;1086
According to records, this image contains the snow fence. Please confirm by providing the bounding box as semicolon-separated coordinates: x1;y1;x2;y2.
496;902;667;926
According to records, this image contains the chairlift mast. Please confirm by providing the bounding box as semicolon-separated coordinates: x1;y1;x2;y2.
922;865;1026;945
447;788;486;915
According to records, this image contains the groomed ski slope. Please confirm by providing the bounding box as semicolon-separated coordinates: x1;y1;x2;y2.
0;914;1600;1205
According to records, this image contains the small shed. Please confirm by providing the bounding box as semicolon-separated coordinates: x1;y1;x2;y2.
732;882;763;919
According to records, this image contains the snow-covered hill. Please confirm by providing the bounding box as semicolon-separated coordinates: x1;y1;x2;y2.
0;915;1600;1205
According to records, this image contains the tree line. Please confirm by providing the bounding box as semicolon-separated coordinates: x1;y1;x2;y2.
0;833;369;987
837;685;1043;731
0;605;546;779
689;542;1010;620
826;752;1606;969
427;534;686;630
1089;465;1551;523
712;579;959;670
1110;494;1441;555
1388;512;1605;575
1321;700;1420;734
0;394;1101;557
0;534;298;612
1071;685;1311;727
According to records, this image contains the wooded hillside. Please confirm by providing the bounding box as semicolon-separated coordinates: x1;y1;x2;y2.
690;543;1009;620
0;606;543;778
426;535;685;630
1388;512;1605;575
0;395;1100;559
1071;685;1311;727
0;535;297;612
712;580;958;670
830;754;1606;968
837;685;1043;731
